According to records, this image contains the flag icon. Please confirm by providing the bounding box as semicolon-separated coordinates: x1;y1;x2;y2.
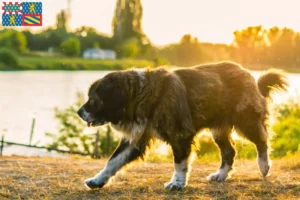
2;14;22;26
2;2;42;26
2;2;22;14
22;2;42;14
22;14;42;26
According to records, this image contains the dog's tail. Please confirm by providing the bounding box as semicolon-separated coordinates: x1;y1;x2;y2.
257;69;288;99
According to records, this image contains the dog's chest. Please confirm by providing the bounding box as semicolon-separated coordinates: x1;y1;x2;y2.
111;119;147;143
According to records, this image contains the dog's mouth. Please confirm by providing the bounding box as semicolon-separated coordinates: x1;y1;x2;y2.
87;120;107;127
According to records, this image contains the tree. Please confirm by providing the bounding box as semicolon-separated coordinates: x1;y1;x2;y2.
112;0;143;43
270;28;295;64
0;48;19;68
294;33;300;64
75;26;113;52
232;26;266;63
56;10;68;32
117;37;140;58
0;30;27;53
60;37;80;57
159;34;210;66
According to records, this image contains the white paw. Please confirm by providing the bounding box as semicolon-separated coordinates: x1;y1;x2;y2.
84;176;109;189
258;158;271;177
207;171;228;182
207;165;231;182
164;181;185;191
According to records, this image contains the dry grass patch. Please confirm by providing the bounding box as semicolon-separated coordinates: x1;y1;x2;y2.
0;156;300;200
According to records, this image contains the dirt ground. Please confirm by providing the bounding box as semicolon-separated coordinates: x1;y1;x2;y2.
0;156;300;200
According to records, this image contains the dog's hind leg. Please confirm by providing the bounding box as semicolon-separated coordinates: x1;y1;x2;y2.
207;126;236;182
235;120;270;177
164;137;193;190
85;136;150;189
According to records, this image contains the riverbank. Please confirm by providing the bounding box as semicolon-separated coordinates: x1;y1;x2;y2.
1;156;299;199
1;56;154;71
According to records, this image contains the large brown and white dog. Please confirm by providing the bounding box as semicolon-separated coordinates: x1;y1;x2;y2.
77;61;288;190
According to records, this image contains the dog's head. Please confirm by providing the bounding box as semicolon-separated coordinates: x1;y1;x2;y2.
77;72;128;127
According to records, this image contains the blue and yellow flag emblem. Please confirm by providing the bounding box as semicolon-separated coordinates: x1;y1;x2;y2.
22;2;42;14
2;14;22;26
1;2;42;26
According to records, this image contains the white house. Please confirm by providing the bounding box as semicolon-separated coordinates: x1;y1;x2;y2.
83;48;117;60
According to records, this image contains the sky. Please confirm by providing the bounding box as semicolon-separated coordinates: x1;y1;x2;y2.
6;0;300;46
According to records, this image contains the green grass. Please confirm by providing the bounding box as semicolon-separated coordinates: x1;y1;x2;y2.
1;156;300;200
12;56;154;71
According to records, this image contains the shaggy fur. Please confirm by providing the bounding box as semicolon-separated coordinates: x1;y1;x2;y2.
77;61;288;190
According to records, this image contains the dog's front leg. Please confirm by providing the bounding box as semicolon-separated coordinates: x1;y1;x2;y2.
85;138;148;189
164;138;193;190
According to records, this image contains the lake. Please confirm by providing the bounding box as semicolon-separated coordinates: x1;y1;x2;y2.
0;70;299;147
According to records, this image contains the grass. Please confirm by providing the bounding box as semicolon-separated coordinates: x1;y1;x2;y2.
1;156;300;200
13;56;154;71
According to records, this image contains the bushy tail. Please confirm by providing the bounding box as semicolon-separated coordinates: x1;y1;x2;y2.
257;69;289;98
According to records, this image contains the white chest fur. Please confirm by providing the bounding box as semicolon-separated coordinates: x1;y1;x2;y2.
111;120;147;143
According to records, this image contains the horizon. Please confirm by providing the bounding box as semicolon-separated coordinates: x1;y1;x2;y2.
6;0;300;46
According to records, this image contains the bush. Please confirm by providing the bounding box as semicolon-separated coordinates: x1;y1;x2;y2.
60;37;80;57
0;30;27;53
0;62;6;70
196;134;257;160
117;38;140;58
195;133;257;160
0;48;19;68
271;97;300;157
46;92;119;157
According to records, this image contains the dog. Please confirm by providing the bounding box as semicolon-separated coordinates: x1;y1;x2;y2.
77;61;288;190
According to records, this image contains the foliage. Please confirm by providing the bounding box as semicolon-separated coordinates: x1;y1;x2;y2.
195;96;300;160
60;37;81;57
112;0;152;58
232;26;300;66
74;26;113;52
159;34;212;66
271;97;300;157
112;0;144;43
232;26;265;63
45;92;119;156
23;28;67;52
195;133;257;160
0;48;19;68
0;29;27;53
56;10;68;31
117;37;140;58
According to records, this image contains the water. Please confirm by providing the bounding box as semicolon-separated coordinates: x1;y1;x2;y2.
0;70;299;147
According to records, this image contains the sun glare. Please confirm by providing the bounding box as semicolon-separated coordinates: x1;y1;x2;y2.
32;0;300;46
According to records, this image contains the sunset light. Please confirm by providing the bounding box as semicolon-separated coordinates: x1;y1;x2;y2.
1;0;300;199
30;0;300;45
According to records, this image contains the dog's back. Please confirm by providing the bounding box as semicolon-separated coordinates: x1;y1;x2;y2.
173;62;260;130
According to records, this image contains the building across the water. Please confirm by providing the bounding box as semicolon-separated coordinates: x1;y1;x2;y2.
83;48;117;60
